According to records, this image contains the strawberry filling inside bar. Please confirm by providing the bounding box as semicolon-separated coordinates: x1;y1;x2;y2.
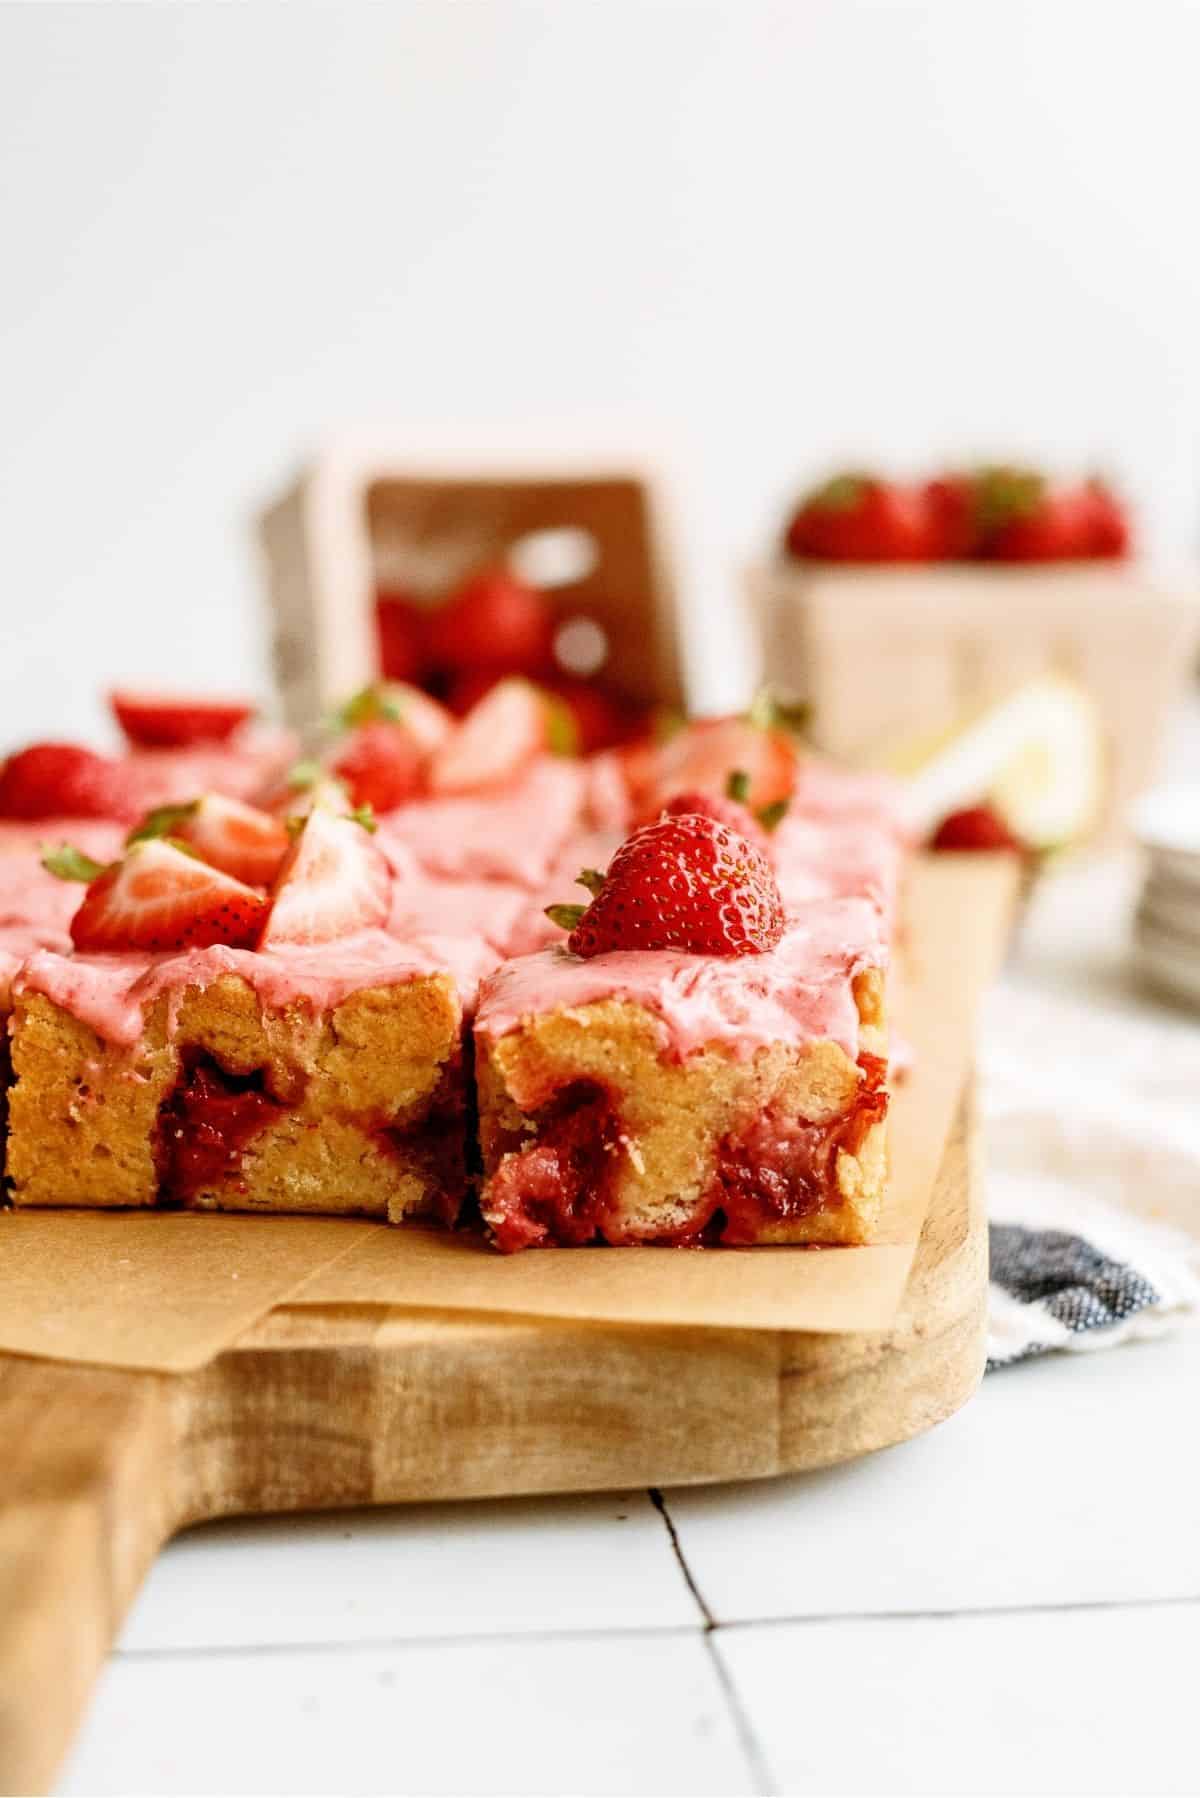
9;936;487;1221
475;896;891;1251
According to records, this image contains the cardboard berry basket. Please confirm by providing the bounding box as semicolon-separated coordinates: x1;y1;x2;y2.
747;559;1200;843
259;447;686;726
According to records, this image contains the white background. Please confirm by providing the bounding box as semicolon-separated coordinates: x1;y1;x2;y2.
4;15;1200;1790
2;0;1199;744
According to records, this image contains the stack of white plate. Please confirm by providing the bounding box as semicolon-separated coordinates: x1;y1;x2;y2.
1133;786;1200;1010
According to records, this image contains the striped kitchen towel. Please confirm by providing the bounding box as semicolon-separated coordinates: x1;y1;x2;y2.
982;982;1200;1371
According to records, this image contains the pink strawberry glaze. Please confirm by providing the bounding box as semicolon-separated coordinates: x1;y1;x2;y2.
15;928;498;1049
770;816;904;921
121;727;298;812
503;828;628;958
388;876;529;955
0;819;126;864
476;896;887;1065
579;752;634;832
0;852;93;934
0;923;74;1008
790;760;911;840
378;758;586;889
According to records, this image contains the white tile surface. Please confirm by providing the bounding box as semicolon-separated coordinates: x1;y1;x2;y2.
716;1602;1200;1796
119;1489;697;1652
665;1329;1200;1622
60;1632;754;1798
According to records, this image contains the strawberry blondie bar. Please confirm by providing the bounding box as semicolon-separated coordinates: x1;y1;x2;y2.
475;808;892;1251
0;686;910;1254
7;809;492;1222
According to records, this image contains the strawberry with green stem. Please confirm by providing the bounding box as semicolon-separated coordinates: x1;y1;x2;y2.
784;472;938;562
45;838;269;953
546;812;786;959
128;794;290;887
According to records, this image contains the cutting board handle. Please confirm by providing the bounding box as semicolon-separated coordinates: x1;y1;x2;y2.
0;1356;177;1795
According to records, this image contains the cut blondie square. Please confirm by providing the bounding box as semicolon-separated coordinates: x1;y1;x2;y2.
475;896;890;1251
7;934;489;1222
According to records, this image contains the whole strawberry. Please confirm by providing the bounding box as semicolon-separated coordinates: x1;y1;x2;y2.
928;803;1026;854
0;742;137;821
659;765;790;851
1079;478;1130;558
331;720;425;814
661;788;769;849
784;473;937;563
547;813;786;958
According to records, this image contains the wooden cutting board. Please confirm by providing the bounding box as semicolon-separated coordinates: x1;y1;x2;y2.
0;1081;982;1796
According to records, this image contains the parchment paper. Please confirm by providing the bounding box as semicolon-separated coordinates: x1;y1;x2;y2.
0;856;1015;1371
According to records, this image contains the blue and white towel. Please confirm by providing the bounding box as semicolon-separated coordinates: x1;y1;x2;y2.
981;982;1200;1371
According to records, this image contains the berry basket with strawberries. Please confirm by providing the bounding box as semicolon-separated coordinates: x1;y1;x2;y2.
260;456;683;756
750;463;1200;845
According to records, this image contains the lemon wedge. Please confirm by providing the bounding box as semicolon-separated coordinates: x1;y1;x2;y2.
890;675;1103;849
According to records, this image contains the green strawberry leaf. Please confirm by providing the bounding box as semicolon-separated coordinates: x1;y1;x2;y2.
542;693;580;758
809;471;871;512
336;685;405;731
575;867;606;897
286;758;323;791
726;769;751;805
756;798;790;832
746;687;811;737
544;903;586;932
41;844;106;882
126;802;196;845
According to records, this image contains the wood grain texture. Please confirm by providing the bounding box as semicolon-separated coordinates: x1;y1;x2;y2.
0;1086;982;1795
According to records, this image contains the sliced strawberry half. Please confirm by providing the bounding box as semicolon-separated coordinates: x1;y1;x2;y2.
428;678;548;795
260;809;391;946
68;839;268;953
337;683;453;755
129;794;290;887
110;691;256;748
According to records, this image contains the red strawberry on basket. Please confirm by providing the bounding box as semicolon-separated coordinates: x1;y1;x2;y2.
375;590;428;685
1079;478;1130;558
425;567;556;678
128;795;290;888
260;809;391;946
0;742;138;822
784;473;938;562
546;812;786;958
923;473;984;559
45;838;269;952
110;691;255;748
971;466;1097;561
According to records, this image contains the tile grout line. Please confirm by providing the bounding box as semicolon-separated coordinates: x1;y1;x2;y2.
112;1587;1200;1665
649;1490;778;1797
715;1589;1200;1632
114;1621;703;1663
648;1488;715;1627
